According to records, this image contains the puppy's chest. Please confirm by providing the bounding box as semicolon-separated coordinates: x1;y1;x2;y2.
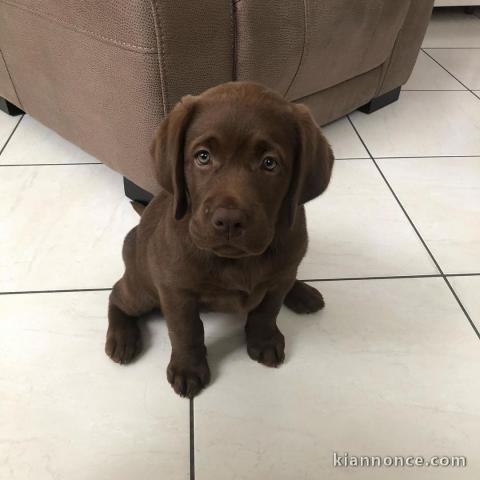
198;262;270;313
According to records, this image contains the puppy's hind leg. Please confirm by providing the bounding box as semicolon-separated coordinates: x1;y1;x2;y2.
106;227;156;364
283;280;325;314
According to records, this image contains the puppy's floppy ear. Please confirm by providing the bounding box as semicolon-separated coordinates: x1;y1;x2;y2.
287;103;335;227
150;95;197;220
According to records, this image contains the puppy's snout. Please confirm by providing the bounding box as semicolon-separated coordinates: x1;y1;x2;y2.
211;207;246;238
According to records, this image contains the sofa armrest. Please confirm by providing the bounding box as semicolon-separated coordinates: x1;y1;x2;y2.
0;0;236;194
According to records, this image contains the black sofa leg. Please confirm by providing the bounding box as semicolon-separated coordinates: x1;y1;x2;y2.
358;87;401;114
0;97;24;116
124;177;153;205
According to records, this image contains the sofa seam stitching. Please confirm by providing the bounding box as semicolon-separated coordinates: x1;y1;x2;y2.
149;0;168;117
1;0;158;53
375;33;402;96
231;0;237;80
284;0;308;98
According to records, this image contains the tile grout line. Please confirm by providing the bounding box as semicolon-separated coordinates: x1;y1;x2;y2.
375;154;480;159
302;273;480;282
403;89;467;91
303;274;442;282
422;47;480;50
332;157;370;161
3;274;480;296
346;116;442;277
421;48;478;96
190;398;195;480
0;162;103;167
8;157;480;164
347;115;480;341
445;272;480;277
442;277;480;338
0;114;23;156
0;287;112;295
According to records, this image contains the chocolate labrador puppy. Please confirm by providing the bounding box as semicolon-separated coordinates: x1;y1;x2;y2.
105;81;334;398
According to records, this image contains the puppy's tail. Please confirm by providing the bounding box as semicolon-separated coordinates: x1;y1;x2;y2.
130;201;147;216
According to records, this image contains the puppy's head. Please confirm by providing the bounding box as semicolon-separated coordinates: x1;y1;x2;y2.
151;82;334;258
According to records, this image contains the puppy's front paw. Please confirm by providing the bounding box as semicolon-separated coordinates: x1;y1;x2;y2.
105;322;141;365
167;355;210;398
246;327;285;368
284;281;325;314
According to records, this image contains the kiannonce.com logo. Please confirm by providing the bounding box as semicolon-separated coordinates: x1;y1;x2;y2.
333;452;467;468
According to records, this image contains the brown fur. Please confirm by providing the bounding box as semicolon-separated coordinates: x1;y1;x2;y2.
106;82;334;398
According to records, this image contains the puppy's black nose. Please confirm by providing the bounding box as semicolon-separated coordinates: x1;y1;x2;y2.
211;207;246;238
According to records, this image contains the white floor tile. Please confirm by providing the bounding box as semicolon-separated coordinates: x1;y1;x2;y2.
0;164;138;292
350;91;480;157
0;115;100;165
322;117;369;159
195;278;480;480
0;112;20;150
300;160;437;279
0;291;189;480
426;49;480;90
404;51;466;90
423;9;480;48
448;276;480;327
378;157;480;274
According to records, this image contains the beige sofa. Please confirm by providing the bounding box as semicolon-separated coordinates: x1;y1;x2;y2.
0;0;434;199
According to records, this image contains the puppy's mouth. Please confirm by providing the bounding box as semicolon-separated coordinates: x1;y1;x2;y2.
189;219;273;258
189;226;262;258
192;235;253;258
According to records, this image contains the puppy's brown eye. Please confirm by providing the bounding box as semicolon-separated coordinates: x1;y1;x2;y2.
262;156;277;171
195;150;210;166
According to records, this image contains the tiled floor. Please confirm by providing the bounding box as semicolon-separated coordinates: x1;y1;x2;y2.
1;8;480;480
